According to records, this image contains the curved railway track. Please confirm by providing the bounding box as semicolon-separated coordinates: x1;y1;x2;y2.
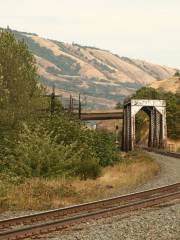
138;146;180;159
0;183;179;240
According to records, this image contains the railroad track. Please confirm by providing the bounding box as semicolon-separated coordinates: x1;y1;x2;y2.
139;146;180;159
0;183;180;240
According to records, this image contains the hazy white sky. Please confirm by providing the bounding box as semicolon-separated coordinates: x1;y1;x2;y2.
0;0;180;68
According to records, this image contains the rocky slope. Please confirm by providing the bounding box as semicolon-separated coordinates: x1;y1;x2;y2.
11;29;177;108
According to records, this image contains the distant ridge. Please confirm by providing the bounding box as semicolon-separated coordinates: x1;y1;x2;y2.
3;28;177;108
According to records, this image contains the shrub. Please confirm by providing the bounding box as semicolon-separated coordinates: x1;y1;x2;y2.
45;114;119;167
6;122;101;180
90;130;119;167
1;113;118;180
174;70;180;76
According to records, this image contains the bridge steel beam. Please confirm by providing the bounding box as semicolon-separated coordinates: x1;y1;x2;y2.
80;112;123;121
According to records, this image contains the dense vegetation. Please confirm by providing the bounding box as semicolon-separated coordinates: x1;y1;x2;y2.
133;87;180;139
0;31;118;182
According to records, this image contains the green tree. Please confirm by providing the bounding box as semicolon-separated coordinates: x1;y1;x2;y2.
174;70;180;77
115;101;123;109
133;87;161;100
0;30;43;131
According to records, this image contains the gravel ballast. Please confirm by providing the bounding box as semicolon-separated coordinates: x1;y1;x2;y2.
48;202;180;240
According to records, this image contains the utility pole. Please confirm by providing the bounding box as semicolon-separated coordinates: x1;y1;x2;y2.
50;85;55;114
69;95;72;113
72;97;74;112
78;94;81;119
115;124;119;145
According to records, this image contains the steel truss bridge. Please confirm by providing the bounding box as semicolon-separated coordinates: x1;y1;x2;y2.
47;90;167;152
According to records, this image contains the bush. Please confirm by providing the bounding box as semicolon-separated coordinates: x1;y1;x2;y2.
77;159;101;180
174;70;180;76
1;112;118;181
45;114;119;167
5;122;101;180
6;123;67;177
90;130;119;167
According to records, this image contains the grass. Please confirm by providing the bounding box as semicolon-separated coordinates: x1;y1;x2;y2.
0;151;159;213
73;151;159;202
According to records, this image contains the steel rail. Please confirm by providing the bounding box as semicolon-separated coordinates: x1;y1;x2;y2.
0;183;179;230
0;190;179;240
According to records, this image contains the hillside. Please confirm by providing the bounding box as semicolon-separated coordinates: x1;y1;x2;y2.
150;76;180;93
9;29;177;108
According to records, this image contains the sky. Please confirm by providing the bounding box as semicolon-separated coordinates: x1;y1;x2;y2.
0;0;180;68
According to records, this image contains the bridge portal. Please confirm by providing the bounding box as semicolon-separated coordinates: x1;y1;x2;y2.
122;99;167;151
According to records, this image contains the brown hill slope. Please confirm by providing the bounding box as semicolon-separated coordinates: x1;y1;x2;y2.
11;29;177;108
150;76;180;93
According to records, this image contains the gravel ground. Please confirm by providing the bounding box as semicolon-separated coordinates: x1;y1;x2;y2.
44;201;180;240
42;152;180;240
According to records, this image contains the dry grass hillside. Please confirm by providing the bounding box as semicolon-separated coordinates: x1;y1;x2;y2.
11;29;177;108
150;76;180;93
